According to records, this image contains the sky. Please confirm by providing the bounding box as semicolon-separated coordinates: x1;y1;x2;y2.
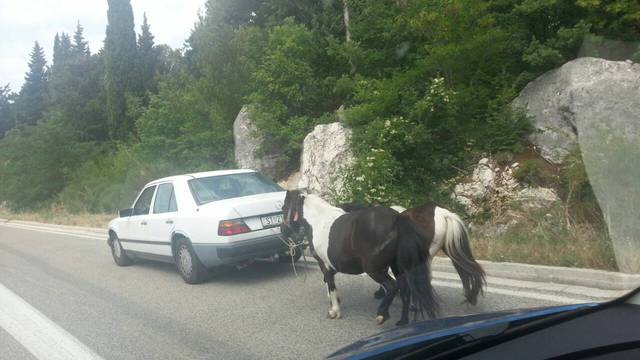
0;0;206;92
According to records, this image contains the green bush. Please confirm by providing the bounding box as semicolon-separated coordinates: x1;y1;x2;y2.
58;145;193;213
0;118;95;210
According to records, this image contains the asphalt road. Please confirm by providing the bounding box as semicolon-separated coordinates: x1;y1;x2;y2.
0;224;607;360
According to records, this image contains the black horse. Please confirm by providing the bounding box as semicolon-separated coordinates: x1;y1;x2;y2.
281;190;438;325
340;202;486;305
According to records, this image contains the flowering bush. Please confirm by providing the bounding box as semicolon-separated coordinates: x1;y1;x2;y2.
338;77;463;206
333;148;403;205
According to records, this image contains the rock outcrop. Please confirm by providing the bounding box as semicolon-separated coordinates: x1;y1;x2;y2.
452;158;558;215
513;57;640;164
233;106;288;179
298;122;354;199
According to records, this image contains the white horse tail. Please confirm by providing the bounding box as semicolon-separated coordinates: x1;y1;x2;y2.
433;207;485;305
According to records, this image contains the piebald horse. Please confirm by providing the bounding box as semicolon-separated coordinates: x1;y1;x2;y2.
341;202;486;305
281;190;438;325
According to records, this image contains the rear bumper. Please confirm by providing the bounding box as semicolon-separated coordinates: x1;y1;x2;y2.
192;234;288;267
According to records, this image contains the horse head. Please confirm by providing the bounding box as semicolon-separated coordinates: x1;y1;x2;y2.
280;189;306;241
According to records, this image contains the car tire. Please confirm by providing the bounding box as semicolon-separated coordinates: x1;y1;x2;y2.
110;234;134;266
278;246;303;263
174;238;208;284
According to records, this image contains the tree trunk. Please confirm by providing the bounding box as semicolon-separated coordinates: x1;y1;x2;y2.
343;1;351;43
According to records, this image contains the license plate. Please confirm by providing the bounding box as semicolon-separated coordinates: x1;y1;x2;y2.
261;214;283;228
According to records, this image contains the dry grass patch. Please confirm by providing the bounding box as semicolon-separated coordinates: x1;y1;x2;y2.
0;207;113;229
471;208;617;271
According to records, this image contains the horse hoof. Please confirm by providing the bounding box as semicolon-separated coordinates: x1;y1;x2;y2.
376;315;386;325
396;320;408;326
328;309;340;319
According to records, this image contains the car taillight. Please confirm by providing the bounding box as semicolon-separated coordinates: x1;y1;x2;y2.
218;219;251;236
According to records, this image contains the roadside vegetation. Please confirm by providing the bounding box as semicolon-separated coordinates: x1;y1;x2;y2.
0;206;112;228
0;0;637;269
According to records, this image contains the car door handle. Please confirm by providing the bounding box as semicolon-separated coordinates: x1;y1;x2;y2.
165;220;174;225
141;221;148;226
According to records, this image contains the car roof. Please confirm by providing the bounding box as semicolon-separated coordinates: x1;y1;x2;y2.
144;169;257;187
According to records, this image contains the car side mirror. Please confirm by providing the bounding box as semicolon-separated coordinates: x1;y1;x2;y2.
119;208;134;217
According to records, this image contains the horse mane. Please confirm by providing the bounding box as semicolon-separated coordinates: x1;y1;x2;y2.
339;202;369;212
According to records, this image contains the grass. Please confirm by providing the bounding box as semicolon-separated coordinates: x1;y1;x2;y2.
0;207;113;228
471;208;618;271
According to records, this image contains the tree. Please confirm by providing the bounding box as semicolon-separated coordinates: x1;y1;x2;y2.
53;33;61;64
136;13;158;96
49;30;109;142
0;84;16;137
72;22;90;56
53;33;73;69
15;42;47;126
105;0;137;140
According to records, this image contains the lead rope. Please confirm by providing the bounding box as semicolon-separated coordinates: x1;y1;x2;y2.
275;229;309;280
231;206;309;279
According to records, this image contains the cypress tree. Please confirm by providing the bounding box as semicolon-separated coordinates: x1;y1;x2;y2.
60;33;72;63
105;0;137;140
53;33;62;65
137;13;158;96
16;42;47;126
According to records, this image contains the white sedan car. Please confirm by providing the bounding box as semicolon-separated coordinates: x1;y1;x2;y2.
107;169;300;284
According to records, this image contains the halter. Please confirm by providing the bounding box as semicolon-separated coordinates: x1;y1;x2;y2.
280;191;309;251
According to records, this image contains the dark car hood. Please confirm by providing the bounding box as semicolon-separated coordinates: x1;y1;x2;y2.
328;303;597;360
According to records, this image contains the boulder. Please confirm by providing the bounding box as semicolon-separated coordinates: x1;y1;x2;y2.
513;58;640;164
515;58;640;272
233;106;288;179
298;123;354;199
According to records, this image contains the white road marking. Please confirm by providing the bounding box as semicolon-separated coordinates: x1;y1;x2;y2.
432;270;627;299
0;222;105;241
431;279;592;304
0;283;104;360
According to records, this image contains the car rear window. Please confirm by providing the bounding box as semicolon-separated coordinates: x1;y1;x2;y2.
189;172;282;205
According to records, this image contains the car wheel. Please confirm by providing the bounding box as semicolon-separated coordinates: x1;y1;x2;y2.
278;246;303;263
110;234;134;266
174;238;207;284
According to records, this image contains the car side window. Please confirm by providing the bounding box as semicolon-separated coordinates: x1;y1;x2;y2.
153;183;178;214
133;186;156;216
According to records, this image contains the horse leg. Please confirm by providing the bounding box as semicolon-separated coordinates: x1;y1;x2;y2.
324;269;341;319
316;258;341;319
367;270;398;325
